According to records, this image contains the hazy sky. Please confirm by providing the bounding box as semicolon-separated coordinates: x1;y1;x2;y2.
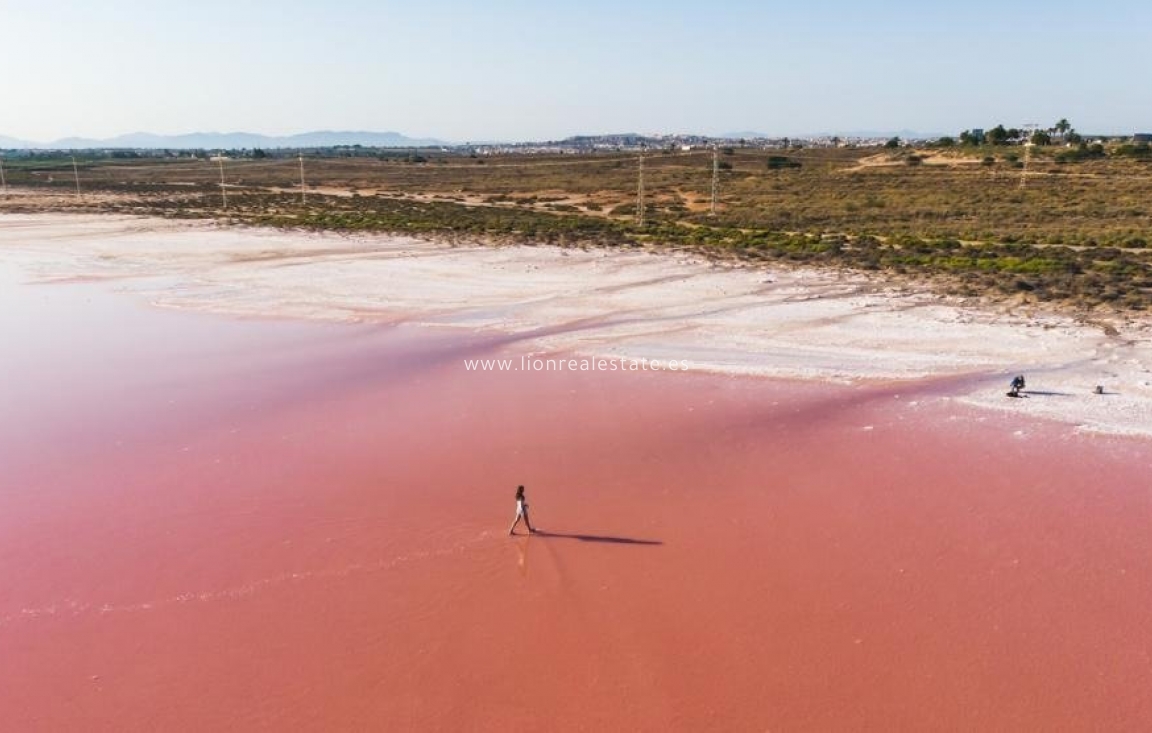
2;0;1149;141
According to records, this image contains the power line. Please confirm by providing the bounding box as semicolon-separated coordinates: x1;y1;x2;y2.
636;149;646;227
1020;123;1039;190
40;149;708;179
710;145;719;216
217;154;228;210
443;150;699;170
299;154;307;204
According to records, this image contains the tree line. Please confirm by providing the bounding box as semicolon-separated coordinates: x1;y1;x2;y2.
936;118;1084;147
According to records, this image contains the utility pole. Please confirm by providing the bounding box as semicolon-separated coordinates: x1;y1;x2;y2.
636;148;646;227
0;154;7;196
1020;123;1038;190
71;156;81;198
298;153;307;204
710;145;719;216
218;154;228;210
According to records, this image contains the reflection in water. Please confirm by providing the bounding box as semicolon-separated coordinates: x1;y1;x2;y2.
515;536;530;577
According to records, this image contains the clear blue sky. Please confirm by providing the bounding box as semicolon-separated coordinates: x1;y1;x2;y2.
2;0;1149;142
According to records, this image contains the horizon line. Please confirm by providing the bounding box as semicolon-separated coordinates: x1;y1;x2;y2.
3;125;1150;150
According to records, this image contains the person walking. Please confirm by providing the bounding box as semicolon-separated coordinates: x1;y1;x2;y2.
509;485;537;535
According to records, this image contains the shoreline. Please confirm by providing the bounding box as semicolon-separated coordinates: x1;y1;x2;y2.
4;226;1152;729
2;211;1151;437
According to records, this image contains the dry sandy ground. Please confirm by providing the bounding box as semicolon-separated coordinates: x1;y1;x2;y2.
3;212;1151;436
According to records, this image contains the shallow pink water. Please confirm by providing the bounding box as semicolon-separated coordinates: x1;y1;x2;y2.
1;270;1151;731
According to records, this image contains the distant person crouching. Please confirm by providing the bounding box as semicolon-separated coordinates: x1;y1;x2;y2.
1008;374;1026;397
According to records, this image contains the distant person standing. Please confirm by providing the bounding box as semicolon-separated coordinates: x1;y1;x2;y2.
509;485;537;535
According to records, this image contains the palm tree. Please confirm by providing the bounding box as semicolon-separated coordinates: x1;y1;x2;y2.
1054;118;1072;138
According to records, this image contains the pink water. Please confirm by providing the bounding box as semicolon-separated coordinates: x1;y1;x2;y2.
2;268;1151;730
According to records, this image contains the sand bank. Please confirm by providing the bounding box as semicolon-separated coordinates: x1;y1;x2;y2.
2;212;1151;435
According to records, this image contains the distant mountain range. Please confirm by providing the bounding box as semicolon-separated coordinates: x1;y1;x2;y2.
0;130;448;150
818;129;949;140
0;128;963;151
719;131;777;140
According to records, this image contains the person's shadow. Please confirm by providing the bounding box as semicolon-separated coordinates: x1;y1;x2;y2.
531;530;662;546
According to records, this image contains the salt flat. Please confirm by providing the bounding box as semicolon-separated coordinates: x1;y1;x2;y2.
3;212;1150;435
